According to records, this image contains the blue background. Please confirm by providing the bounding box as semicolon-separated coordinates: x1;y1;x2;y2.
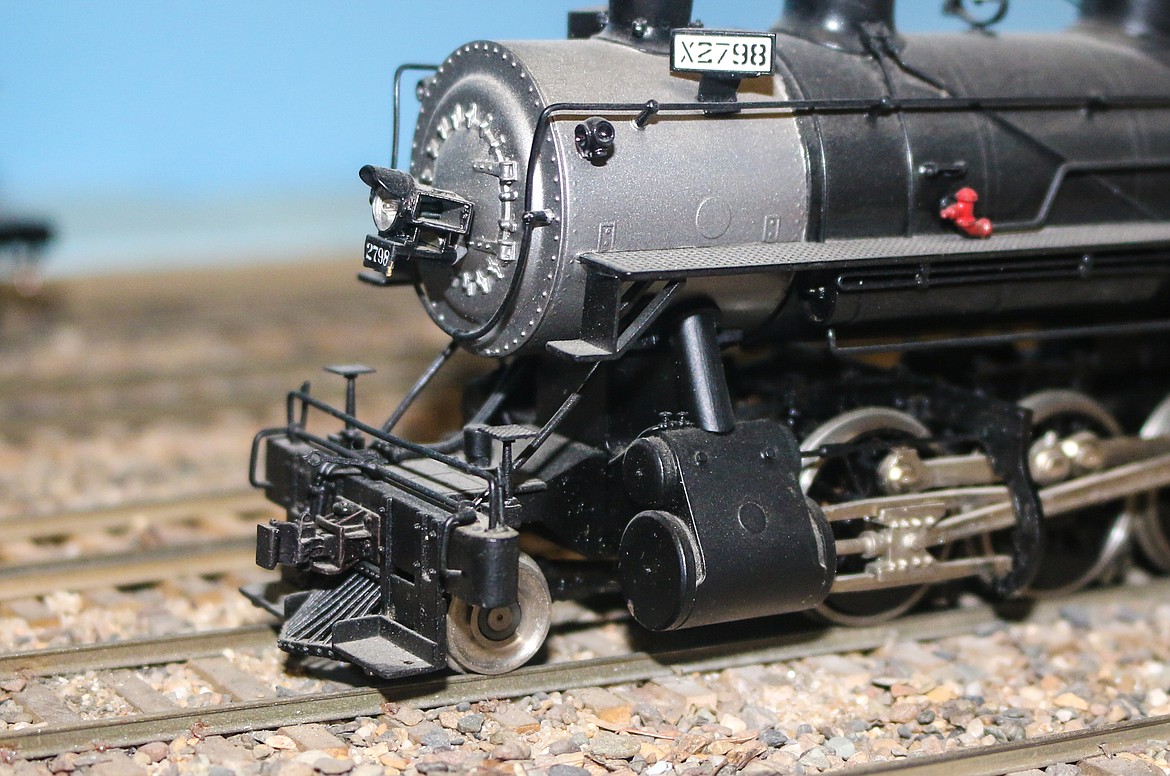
0;2;1077;274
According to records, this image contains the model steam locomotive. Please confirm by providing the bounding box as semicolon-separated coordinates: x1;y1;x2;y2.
247;0;1170;678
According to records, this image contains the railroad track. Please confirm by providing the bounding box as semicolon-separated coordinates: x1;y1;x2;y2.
0;359;439;439
0;625;276;679
0;538;259;601
0;490;267;543
4;578;1169;761
851;716;1170;775
0;261;462;440
0;491;275;600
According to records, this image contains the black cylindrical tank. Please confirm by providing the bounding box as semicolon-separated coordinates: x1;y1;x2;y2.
778;0;897;52
772;13;1170;240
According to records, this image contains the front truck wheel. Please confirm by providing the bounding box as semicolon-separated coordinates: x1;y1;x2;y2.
445;553;551;674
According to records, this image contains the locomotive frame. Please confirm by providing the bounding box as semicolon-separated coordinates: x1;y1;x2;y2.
246;0;1170;679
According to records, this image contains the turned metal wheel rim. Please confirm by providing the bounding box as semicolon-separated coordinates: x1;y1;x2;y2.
446;553;551;675
1014;390;1134;598
1134;393;1170;572
800;407;937;627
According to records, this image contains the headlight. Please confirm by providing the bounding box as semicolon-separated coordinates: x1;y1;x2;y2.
372;193;400;232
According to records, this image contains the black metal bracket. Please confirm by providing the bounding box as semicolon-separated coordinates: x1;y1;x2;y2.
933;386;1040;597
547;278;686;361
697;75;742;113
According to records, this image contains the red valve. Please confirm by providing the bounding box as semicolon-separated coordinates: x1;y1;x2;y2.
940;187;993;239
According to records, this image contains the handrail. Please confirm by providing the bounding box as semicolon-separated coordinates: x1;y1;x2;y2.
996;157;1170;231
286;389;491;480
281;388;505;521
291;425;468;512
390;63;439;169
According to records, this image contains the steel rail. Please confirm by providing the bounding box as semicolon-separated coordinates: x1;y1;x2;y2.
0;537;258;601
4;578;1169;760
0;625;277;678
0;609;995;759
848;715;1170;776
0;490;268;543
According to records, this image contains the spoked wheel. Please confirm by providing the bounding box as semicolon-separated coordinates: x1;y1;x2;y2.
1011;390;1133;597
800;407;940;626
446;553;551;675
1133;394;1170;572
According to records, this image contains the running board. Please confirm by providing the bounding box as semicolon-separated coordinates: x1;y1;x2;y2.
579;222;1170;280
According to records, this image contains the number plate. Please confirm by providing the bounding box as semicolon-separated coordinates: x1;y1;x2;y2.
363;234;397;277
671;29;776;78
